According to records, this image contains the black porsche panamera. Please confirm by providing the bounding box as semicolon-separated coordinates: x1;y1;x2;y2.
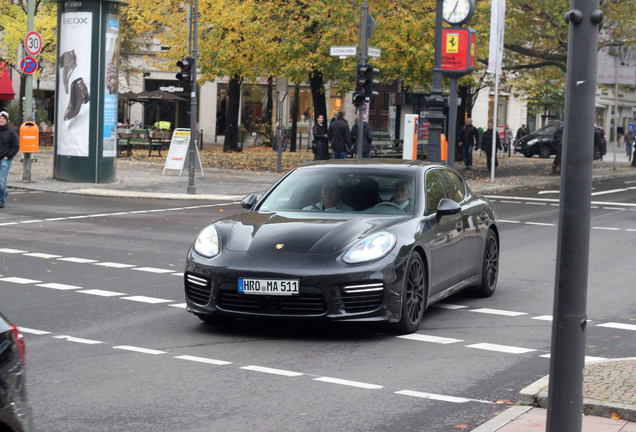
184;160;499;333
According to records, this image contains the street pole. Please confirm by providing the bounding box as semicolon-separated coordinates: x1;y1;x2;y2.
356;0;370;160
613;51;618;171
425;0;445;163
447;78;458;167
22;0;35;182
546;3;603;432
186;0;198;194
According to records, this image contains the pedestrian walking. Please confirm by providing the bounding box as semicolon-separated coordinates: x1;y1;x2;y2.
312;114;330;160
624;128;634;161
482;122;502;170
328;111;351;159
457;118;479;170
0;111;19;209
516;124;528;141
351;115;373;158
504;124;513;155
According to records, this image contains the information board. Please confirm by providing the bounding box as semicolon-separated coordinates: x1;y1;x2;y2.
163;128;204;176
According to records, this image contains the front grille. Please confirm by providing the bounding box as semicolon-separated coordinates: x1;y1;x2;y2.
341;290;384;313
185;274;212;305
217;289;327;315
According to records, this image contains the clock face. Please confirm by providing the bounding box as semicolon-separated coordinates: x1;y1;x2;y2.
443;0;474;25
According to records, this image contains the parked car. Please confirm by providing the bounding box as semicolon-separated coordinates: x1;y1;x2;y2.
184;160;500;334
0;312;32;432
514;122;562;158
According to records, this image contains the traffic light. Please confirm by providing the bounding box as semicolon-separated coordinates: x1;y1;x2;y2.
352;64;366;107
176;57;193;83
360;65;379;100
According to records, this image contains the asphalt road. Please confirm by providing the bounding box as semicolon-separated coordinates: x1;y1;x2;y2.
1;175;635;432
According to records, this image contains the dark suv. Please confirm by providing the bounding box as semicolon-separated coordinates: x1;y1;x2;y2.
0;312;32;432
514;122;562;158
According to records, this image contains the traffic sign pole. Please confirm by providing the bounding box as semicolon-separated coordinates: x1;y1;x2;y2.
23;0;36;182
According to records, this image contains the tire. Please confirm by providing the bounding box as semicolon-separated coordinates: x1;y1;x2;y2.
393;253;427;334
475;229;499;297
523;152;533;158
539;145;551;159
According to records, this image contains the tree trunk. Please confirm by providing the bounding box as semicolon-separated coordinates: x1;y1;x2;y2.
290;82;299;152
224;74;242;152
265;76;274;147
309;69;327;122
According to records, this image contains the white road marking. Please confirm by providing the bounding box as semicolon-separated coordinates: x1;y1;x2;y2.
77;289;125;297
132;267;175;274
540;354;607;363
67;215;92;219
466;343;536;354
0;222;18;226
44;217;67;221
592;227;621;231
313;377;383;390
0;248;27;253
241;366;304;377
175;355;232;366
58;257;99;263
601;207;625;211
54;335;102;344
23;252;62;259
20;220;44;224
169;303;187;309
18;327;51;335
499;200;521;204
36;282;82;290
538;191;560;195
470;308;528;317
121;296;173;304
527;202;547;206
113;345;166;355
395;390;492;404
172;273;185;277
0;277;41;284
93;262;136;268
432;303;469;310
532;315;553;321
596;322;636;331
397;334;463;344
591;188;628;196
525;222;555;227
498;220;521;224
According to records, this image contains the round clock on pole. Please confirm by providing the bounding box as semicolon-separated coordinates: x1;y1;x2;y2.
443;0;475;26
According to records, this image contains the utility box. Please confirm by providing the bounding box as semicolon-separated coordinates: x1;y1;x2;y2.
19;121;39;153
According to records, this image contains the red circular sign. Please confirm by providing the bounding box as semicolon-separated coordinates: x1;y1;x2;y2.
24;31;43;56
20;56;38;75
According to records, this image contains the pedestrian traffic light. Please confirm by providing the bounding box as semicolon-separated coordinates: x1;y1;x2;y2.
176;57;193;83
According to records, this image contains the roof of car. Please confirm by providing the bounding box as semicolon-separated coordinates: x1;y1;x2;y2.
298;159;444;170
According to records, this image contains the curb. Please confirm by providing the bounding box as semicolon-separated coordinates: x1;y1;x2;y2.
65;188;245;201
471;405;534;432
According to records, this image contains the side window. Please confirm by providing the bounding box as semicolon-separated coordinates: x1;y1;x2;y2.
439;170;466;203
425;170;446;215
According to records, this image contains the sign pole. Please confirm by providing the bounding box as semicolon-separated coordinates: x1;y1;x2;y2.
22;0;36;182
186;0;198;194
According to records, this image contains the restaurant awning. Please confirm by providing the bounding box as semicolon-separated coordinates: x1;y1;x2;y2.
0;63;15;101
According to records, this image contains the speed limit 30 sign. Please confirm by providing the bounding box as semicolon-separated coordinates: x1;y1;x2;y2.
25;31;43;57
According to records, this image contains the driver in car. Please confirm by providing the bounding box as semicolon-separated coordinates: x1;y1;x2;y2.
391;180;412;210
304;178;353;212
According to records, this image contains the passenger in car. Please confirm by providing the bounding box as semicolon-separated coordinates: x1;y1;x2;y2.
391;180;412;210
303;178;353;212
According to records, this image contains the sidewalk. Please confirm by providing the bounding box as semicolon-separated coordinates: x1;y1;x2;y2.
5;146;636;431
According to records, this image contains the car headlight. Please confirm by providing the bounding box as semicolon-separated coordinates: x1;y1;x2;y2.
342;232;396;264
194;225;220;258
527;138;538;145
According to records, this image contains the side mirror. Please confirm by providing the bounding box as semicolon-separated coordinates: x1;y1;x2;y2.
435;198;461;222
241;193;258;209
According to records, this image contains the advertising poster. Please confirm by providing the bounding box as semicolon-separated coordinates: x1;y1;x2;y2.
56;11;92;156
103;15;119;157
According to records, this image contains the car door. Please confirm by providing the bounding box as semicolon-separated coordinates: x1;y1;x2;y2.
423;169;464;294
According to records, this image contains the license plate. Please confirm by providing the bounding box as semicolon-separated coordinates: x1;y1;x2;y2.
238;278;299;296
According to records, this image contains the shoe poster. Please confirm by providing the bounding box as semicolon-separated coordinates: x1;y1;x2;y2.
102;15;119;158
56;11;92;157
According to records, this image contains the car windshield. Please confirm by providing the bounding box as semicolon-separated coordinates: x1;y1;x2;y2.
532;123;562;136
258;167;417;215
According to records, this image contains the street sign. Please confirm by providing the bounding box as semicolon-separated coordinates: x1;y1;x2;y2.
24;31;43;56
159;86;184;92
330;46;357;58
368;46;381;58
20;56;38;75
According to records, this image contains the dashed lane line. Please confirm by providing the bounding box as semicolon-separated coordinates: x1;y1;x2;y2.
121;295;173;304
132;267;176;274
0;277;41;284
92;262;136;269
77;289;125;297
395;390;492;404
596;322;636;332
469;308;528;317
175;355;232;366
54;335;102;345
240;366;304;377
36;282;83;290
397;334;464;344
313;377;383;390
466;343;536;355
113;345;167;355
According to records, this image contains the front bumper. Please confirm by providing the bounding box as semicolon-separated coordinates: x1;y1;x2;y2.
183;249;406;323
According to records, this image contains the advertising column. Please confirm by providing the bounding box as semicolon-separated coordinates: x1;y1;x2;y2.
54;0;125;182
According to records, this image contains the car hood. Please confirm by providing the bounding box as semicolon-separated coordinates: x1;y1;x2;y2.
219;211;407;254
